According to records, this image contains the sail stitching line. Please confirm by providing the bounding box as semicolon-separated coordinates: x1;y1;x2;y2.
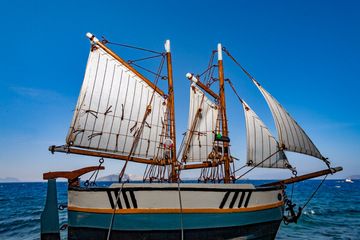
105;68;124;151
79;53;101;145
89;58;109;147
97;63;116;149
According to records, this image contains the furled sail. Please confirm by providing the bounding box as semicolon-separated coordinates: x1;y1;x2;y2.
182;84;220;162
253;80;325;160
242;100;291;169
66;45;168;160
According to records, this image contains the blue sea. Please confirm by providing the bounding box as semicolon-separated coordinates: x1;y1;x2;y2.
0;180;359;239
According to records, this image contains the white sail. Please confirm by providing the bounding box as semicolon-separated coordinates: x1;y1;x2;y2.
253;80;324;160
182;84;220;162
242;100;291;169
66;46;168;160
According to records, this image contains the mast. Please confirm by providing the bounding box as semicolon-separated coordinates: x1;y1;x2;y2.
217;43;231;183
165;40;178;182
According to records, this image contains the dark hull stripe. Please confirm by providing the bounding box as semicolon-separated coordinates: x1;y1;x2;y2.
129;191;137;208
68;220;282;240
219;191;231;209
106;190;115;209
113;189;123;209
244;191;252;208
238;191;246;208
229;191;239;208
122;191;130;208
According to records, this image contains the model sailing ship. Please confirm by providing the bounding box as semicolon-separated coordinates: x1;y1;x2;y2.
41;33;342;240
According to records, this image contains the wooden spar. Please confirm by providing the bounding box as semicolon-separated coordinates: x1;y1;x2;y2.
50;145;217;171
181;104;203;162
217;43;231;183
43;166;105;187
43;166;105;180
181;161;219;170
260;166;343;187
186;73;220;99
86;33;164;96
165;40;178;182
50;145;169;166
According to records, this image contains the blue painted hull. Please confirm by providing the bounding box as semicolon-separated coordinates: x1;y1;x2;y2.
69;207;283;230
68;206;283;239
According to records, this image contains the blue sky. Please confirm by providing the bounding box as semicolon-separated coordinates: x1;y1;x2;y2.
0;0;359;181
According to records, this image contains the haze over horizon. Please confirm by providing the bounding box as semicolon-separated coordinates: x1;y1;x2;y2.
0;0;359;181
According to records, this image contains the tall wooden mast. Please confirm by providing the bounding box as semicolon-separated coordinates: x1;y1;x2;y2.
165;40;178;182
217;43;231;183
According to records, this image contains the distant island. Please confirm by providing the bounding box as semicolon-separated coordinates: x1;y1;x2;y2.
348;175;360;180
97;173;143;182
0;177;20;182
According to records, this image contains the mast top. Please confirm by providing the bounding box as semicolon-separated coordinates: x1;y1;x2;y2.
217;43;223;60
165;40;171;53
186;73;198;83
86;32;99;43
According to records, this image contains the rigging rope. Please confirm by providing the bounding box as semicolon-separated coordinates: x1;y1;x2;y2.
177;172;184;240
84;158;104;187
302;174;328;209
235;150;281;180
105;37;162;54
127;53;164;63
221;47;255;81
106;182;126;240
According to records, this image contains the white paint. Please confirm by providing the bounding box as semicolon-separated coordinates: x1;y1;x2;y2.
68;183;281;210
86;32;99;43
217;43;223;60
186;73;198;83
165;40;171;53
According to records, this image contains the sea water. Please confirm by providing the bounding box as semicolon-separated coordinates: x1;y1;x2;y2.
0;180;359;239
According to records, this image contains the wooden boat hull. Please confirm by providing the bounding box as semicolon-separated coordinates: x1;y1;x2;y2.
67;183;284;240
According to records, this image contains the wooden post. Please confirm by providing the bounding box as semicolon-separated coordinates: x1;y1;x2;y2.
217;43;231;183
165;40;178;182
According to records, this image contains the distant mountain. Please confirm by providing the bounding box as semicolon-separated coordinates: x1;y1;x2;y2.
97;173;143;182
348;175;360;180
0;177;20;182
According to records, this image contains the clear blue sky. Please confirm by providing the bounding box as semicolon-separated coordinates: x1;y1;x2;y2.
0;0;359;181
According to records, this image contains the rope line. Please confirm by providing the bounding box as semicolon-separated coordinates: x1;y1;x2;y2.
302;174;328;209
106;182;126;240
106;39;162;54
177;173;184;240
